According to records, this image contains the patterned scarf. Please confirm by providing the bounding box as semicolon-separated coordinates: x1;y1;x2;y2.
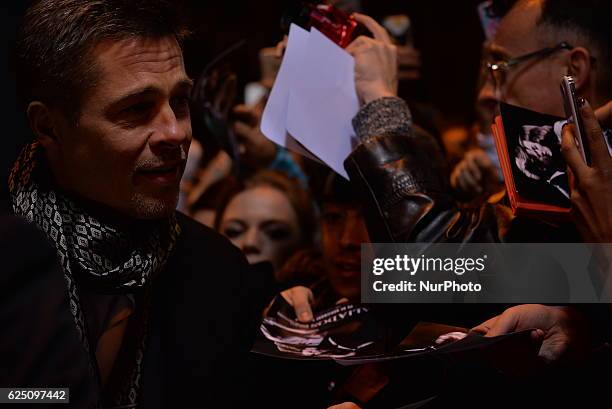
9;142;181;408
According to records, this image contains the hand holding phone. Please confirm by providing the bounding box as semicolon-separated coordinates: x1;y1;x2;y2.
560;99;612;244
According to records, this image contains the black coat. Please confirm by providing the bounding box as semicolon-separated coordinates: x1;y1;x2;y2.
1;212;264;408
142;212;260;408
0;214;97;408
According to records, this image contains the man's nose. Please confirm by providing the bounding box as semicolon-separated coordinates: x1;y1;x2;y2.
149;103;190;150
477;78;499;120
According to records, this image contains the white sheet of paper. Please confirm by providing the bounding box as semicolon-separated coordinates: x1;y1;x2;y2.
260;24;322;163
286;28;359;179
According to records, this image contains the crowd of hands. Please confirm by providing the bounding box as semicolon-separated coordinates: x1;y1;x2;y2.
229;11;612;248
189;12;611;409
266;13;612;409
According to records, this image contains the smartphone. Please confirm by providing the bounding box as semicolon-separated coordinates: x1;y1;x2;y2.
561;75;591;165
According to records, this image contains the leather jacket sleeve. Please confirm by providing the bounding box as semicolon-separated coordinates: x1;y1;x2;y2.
344;97;509;244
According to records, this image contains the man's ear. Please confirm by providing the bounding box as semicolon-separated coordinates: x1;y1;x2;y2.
567;47;593;96
26;101;61;149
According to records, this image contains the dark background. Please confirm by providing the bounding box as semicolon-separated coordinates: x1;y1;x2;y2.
1;0;485;207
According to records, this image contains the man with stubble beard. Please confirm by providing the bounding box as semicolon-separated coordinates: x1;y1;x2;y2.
10;1;258;407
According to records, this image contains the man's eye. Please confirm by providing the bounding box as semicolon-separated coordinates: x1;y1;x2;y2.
489;53;507;64
123;102;154;116
171;96;190;116
171;96;189;106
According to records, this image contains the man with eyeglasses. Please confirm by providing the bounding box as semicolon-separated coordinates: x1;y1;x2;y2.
477;1;606;124
452;0;607;200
